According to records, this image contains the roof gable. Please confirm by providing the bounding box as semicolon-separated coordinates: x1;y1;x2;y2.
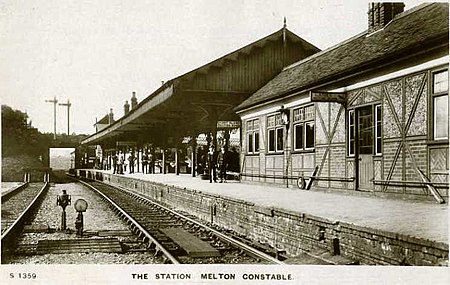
96;114;111;125
237;3;449;111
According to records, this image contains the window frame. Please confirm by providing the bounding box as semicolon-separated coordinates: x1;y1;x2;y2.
348;109;355;157
246;118;260;154
375;104;382;155
431;69;449;141
292;105;315;151
294;123;304;151
276;127;284;152
267;113;284;154
304;121;315;150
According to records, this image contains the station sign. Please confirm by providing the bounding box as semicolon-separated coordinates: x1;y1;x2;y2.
116;141;137;147
310;91;347;104
217;121;241;129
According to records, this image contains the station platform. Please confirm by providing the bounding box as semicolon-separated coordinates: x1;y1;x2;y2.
93;170;448;245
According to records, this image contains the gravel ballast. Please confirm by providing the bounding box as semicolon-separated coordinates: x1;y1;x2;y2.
4;182;157;264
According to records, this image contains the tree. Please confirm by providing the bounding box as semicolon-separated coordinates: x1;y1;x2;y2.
1;105;51;156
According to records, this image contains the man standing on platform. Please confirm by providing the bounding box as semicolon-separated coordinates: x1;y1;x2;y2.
208;145;217;183
217;147;228;183
142;152;148;174
117;154;124;174
148;151;155;174
112;152;118;174
128;152;135;174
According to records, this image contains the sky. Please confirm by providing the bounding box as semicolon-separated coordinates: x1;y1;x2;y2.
0;0;430;135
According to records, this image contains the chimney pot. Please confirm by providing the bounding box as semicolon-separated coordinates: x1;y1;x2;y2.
124;100;130;116
109;108;114;124
131;91;138;109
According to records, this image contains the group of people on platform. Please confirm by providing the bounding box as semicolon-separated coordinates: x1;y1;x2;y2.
109;145;235;183
205;145;229;183
111;151;156;175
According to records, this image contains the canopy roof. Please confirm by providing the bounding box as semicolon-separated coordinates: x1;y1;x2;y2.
81;27;320;146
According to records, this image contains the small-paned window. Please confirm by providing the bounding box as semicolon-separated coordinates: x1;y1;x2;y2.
294;124;304;150
375;105;382;155
305;122;315;149
293;105;315;151
268;129;275;152
276;128;284;151
246;118;260;153
432;70;448;140
348;110;355;156
267;114;284;153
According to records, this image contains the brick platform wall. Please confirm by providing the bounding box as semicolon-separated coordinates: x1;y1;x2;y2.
83;170;448;266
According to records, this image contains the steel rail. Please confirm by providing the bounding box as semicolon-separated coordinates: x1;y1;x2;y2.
98;181;284;265
1;182;49;261
1;182;29;200
78;180;180;264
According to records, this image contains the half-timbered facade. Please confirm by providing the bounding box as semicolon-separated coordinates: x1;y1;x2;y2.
236;3;449;201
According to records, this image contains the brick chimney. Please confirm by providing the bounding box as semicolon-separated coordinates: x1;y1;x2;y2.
124;100;130;116
108;108;114;124
131;91;138;109
368;3;405;33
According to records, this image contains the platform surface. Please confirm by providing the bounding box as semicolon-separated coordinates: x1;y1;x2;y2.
94;170;448;244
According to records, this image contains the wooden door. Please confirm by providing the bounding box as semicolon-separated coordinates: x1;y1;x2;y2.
357;106;374;190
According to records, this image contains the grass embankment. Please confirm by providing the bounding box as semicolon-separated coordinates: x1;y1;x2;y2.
2;154;46;182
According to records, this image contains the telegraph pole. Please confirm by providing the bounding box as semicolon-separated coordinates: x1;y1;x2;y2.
45;96;58;139
59;99;71;135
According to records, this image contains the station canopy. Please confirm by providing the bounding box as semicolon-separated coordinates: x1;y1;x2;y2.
81;27;320;148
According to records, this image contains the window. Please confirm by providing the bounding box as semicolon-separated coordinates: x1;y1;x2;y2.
276;128;284;151
293;105;315;151
375;105;382;155
348;110;355;156
305;122;315;149
246;119;260;153
294;124;304;150
267;114;284;153
432;70;448;140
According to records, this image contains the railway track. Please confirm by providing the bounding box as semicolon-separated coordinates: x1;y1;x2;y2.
80;179;285;264
1;182;49;262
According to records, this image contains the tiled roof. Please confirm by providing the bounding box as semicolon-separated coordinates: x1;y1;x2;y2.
236;3;449;111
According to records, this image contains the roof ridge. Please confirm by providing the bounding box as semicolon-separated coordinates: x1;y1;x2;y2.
391;2;434;22
236;2;449;112
283;2;441;72
284;31;367;71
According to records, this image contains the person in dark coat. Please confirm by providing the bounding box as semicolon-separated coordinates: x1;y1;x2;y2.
142;152;148;174
216;147;228;183
128;152;135;174
112;153;118;174
148;152;155;174
207;145;217;183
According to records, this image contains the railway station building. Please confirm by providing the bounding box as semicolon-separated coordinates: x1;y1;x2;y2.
81;26;320;176
236;3;449;201
81;2;448;202
75;2;449;266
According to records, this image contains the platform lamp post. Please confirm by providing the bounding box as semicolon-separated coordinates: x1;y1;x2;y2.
45;96;58;139
279;106;290;188
58;99;71;135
